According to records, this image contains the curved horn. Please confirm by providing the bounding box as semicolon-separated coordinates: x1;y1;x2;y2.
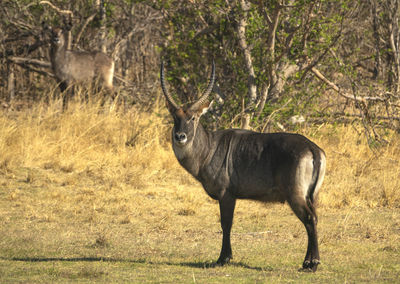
190;60;215;110
160;61;180;110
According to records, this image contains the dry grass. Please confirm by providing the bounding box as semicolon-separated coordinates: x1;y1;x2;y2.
0;98;399;282
308;124;400;208
0;98;399;210
0;97;189;190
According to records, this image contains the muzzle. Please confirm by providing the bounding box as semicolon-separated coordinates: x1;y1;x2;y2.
174;132;187;145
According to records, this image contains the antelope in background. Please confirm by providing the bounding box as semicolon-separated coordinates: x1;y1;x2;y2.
160;60;326;272
49;26;114;109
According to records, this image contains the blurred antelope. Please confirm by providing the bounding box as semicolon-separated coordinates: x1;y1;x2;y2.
49;26;114;109
160;61;326;272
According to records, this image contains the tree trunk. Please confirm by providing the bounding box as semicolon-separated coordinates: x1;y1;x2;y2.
97;0;107;53
370;0;381;79
236;0;257;129
7;64;15;101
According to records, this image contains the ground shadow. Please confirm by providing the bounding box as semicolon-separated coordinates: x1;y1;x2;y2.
4;257;267;271
5;257;145;263
174;260;268;271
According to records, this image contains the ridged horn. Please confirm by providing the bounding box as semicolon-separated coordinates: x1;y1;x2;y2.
190;60;215;111
160;60;180;110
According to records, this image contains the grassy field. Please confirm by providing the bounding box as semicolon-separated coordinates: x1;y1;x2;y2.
0;99;399;283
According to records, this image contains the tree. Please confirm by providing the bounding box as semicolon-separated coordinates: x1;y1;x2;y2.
157;0;348;129
0;0;164;106
1;0;400;140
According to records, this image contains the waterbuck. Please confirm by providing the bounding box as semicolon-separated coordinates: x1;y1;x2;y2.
49;27;114;109
160;61;326;272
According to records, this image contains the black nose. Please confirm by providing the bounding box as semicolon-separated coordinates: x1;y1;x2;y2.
175;132;187;142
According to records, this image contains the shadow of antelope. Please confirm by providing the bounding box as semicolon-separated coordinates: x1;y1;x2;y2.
46;23;114;110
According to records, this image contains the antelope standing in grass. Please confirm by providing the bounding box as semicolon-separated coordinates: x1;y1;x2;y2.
49;27;114;109
160;61;326;272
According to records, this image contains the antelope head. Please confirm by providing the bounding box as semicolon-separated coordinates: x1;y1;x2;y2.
50;28;65;48
160;61;215;148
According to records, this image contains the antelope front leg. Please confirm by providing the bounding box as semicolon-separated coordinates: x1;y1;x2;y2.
216;191;236;266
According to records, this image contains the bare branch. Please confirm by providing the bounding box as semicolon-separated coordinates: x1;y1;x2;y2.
73;13;97;47
311;67;386;102
112;29;135;59
7;19;35;31
39;1;73;17
266;5;281;59
335;112;400;121
7;58;54;78
193;23;220;40
236;0;257;129
0;38;45;59
7;56;51;68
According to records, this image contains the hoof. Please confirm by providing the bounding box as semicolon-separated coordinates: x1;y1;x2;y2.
216;256;232;266
300;259;320;272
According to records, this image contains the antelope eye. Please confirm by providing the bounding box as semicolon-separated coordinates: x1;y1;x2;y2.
186;115;195;124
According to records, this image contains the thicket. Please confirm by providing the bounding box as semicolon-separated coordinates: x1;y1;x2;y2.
1;0;400;144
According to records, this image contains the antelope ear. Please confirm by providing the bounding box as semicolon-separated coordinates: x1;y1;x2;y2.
197;100;213;116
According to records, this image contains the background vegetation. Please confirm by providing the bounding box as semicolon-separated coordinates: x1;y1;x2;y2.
0;0;400;282
2;0;400;136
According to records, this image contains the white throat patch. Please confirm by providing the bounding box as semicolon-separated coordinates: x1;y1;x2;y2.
173;139;194;160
